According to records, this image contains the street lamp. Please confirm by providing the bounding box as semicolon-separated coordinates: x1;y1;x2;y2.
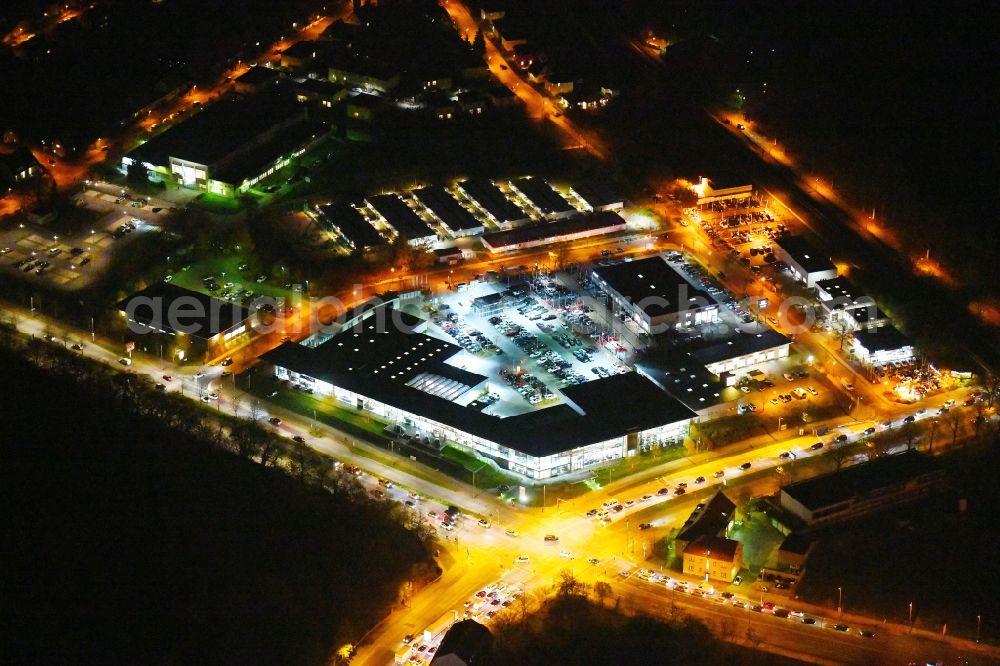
837;586;843;616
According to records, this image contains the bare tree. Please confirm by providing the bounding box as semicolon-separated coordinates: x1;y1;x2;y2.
556;570;586;597
900;421;919;451
947;411;962;447
985;372;1000;409
593;581;612;607
830;440;850;472
831;318;853;351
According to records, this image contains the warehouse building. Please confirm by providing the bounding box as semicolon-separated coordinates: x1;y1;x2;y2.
508;176;577;219
365;194;438;246
780;451;947;527
313;202;386;252
457;178;530;228
413;185;485;237
118;283;254;363
480;211;627;253
121;89;321;198
691;330;792;384
774;235;838;287
591;255;719;334
259;301;696;480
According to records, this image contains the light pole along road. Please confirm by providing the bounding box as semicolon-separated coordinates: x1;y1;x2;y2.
2;300;989;665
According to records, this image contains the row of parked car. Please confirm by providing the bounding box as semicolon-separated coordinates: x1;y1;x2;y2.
438;314;500;355
499;367;554;405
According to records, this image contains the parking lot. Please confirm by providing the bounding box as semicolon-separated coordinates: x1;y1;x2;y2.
413;274;632;418
0;209;156;290
687;195;795;292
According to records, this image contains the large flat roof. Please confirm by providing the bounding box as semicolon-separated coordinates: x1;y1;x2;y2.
853;324;911;353
118;282;250;340
260;305;695;458
783;451;942;511
234;65;283;87
691;330;792;367
316;203;385;250
366;194;435;240
593;255;714;318
457;178;528;224
815;276;865;303
413;186;482;232
509;177;574;215
128;90;304;168
213;120;325;186
776;235;836;274
481;211;625;251
570;180;625;209
636;358;729;412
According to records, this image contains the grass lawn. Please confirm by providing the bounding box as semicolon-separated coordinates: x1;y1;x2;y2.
191;192;243;214
439;445;514;490
536;445;690;507
729;513;785;570
239;374;476;493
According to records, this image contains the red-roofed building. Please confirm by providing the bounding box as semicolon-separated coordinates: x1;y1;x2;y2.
683;535;744;582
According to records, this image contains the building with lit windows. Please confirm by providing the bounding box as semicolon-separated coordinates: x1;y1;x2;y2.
694;177;753;206
780;451;947;527
850;324;914;367
682;535;744;583
774;235;837;287
0;145;42;189
121;89;325;198
117;283;255;363
691;330;792;384
259;300;696;480
591;255;719;334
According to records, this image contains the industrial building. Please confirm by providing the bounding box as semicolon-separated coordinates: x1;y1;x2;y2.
479;211;627;253
691;330;792;383
413;185;485;237
508;177;576;219
313;202;386;252
568;181;625;212
780;451;947;527
591;255;719;334
259;300;696;480
327;50;400;93
365;194;437;246
118;283;254;363
122;89;323;198
232;65;283;94
774;235;838;287
457;178;530;228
